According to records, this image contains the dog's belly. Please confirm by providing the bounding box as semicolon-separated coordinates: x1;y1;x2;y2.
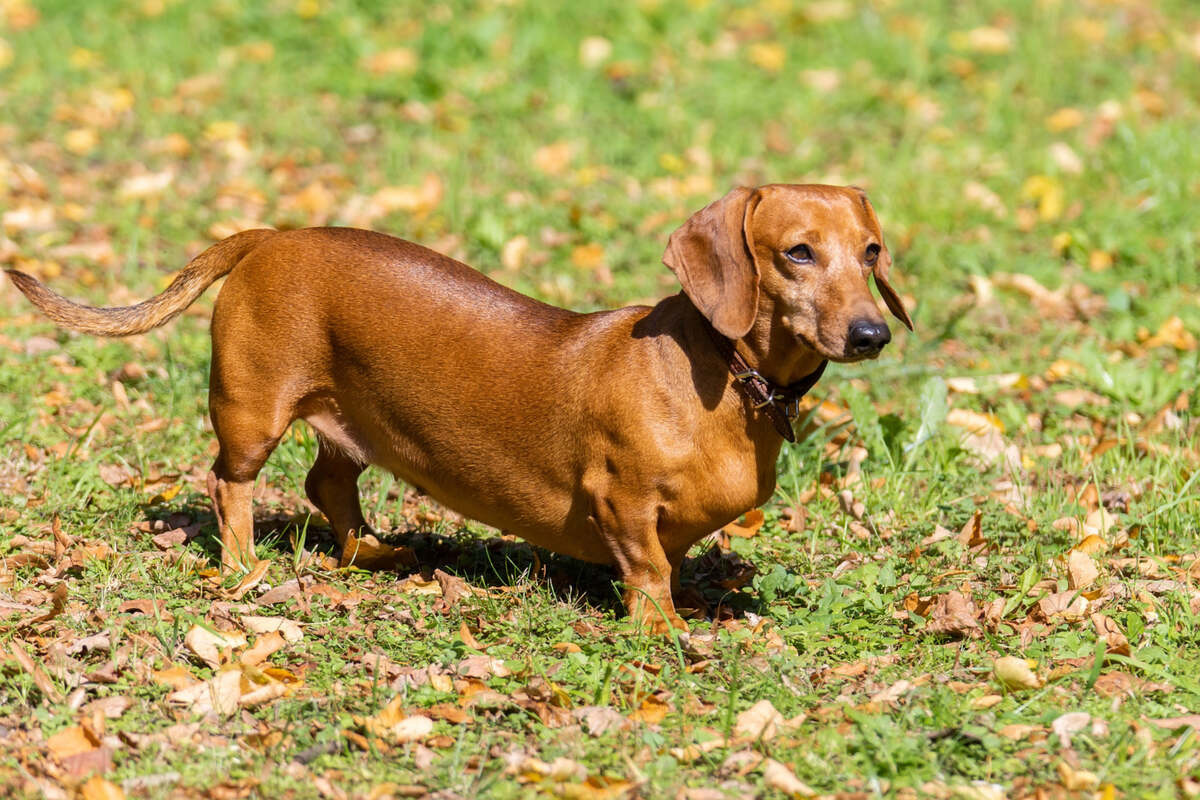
303;398;616;564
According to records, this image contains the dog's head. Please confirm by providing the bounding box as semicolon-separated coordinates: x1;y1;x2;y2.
663;184;913;363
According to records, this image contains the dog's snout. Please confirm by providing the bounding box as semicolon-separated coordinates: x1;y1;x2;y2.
848;319;891;355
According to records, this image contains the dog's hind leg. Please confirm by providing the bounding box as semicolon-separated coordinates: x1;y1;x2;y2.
207;399;291;572
304;439;373;564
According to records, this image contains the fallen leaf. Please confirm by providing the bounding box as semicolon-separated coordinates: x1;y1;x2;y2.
734;699;783;741
47;724;101;760
221;558;271;600
80;776;125;800
184;625;247;669
628;695;670;725
993;656;1043;691
166;668;242;716
1090;613;1131;656
924;591;981;638
241;615;303;643
9;641;64;703
1067;549;1099;590
1051;712;1091;749
573;706;628;736
240;630;288;666
723;509;765;538
533;142;573;176
1057;760;1099;791
761;759;816;798
1037;591;1089;622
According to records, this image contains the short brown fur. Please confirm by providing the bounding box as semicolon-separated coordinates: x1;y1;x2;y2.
6;184;911;632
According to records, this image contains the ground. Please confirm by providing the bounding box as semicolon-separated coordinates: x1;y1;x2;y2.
1;1;1199;798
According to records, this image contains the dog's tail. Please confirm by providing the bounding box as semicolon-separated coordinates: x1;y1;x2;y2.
4;229;276;337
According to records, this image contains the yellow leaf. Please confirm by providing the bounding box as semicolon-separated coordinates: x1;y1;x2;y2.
747;42;786;73
0;38;12;70
969;694;1003;710
63;128;98;155
148;483;182;504
993;656;1042;691
204;120;243;142
1021;175;1065;222
68;47;101;69
571;243;605;270
1143;316;1197;351
1051;231;1073;256
1046;107;1084;132
1057;761;1099;791
579;36;612;68
81;776;125;800
1072;534;1109;555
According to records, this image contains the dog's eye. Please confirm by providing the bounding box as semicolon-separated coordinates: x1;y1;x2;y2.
865;244;881;265
785;244;813;264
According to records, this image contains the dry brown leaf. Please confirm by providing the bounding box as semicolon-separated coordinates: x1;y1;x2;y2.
924;591;981;638
356;695;432;744
1037;591;1089;622
29;581;68;624
573;706;628;736
221;559;271;600
734;699;783;741
9;641;64;703
723;509;765;538
628;695;670;725
184;625;247;669
241;615;303;643
46;724;101;760
82;695;131;719
166;668;241;716
1090;613;1131;656
240;630;287;666
1148;715;1200;730
533;142;573;176
1066;549;1099;590
761;759;816;798
80;776;125;800
434;569;474;610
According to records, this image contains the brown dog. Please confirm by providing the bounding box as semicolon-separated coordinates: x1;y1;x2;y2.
7;184;911;631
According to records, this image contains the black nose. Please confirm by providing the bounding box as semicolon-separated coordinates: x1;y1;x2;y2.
847;320;891;355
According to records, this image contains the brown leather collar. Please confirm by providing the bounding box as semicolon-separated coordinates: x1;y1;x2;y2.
705;324;828;443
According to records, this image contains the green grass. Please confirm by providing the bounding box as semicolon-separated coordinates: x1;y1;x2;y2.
2;0;1200;797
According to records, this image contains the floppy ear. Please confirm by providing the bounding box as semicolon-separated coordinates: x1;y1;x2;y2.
872;245;914;331
662;186;762;339
855;190;914;331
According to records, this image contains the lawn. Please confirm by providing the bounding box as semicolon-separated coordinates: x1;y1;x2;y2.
2;0;1199;797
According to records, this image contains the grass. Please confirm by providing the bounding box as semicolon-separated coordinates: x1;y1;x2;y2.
2;0;1199;797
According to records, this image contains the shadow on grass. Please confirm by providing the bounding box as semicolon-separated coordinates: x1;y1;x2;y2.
139;503;762;621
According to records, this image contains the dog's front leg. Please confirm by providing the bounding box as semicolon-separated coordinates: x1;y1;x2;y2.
588;499;687;633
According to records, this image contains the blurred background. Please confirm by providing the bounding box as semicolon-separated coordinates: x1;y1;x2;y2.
3;2;1200;796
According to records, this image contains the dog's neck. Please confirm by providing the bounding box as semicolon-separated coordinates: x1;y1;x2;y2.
670;293;827;393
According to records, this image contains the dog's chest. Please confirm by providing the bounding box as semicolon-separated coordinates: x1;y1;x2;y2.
661;444;777;540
